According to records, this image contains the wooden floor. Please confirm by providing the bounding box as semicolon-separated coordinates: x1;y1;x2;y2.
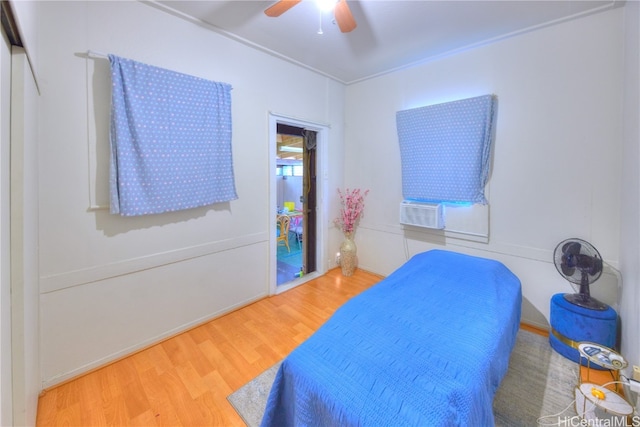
36;268;382;427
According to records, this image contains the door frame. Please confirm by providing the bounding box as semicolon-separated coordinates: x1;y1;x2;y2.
269;112;328;295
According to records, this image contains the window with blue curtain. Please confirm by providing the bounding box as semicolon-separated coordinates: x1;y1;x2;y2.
396;95;496;205
109;55;237;216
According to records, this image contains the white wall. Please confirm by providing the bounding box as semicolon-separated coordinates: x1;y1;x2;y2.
620;1;640;378
36;1;345;387
345;9;625;330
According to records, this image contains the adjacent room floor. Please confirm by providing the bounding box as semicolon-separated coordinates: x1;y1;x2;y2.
276;235;303;286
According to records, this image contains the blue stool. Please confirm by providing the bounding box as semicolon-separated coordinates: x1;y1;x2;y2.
549;293;617;368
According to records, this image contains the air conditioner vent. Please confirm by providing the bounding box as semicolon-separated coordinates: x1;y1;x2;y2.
399;201;444;229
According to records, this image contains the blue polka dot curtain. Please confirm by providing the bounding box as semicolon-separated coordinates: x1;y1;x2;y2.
396;95;496;205
108;55;237;216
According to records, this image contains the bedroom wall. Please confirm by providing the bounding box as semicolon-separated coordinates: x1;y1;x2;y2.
345;8;625;330
36;1;345;387
620;0;640;380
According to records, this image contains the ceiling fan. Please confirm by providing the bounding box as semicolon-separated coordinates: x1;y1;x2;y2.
264;0;357;33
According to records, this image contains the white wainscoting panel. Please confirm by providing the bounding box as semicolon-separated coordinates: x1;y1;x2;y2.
40;241;268;387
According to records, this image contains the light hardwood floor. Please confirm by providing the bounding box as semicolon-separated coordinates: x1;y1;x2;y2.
36;268;383;427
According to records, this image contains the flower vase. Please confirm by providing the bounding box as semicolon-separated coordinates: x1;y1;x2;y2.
340;233;358;277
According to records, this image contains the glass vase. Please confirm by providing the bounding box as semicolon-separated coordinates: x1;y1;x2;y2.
340;232;358;277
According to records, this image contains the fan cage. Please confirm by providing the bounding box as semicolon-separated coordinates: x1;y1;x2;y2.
553;238;608;311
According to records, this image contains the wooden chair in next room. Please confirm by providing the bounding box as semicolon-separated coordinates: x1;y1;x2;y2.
276;214;291;252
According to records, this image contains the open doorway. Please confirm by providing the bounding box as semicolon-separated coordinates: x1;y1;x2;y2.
275;124;317;286
269;113;327;294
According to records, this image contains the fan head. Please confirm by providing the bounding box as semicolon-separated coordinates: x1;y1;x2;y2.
553;238;608;311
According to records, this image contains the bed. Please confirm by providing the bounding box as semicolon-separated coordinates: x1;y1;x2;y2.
260;249;522;427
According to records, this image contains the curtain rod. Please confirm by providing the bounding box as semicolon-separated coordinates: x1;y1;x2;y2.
87;49;109;59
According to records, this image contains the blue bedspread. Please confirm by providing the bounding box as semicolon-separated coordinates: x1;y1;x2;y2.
260;250;522;427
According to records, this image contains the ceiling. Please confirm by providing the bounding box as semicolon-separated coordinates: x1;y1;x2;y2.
151;0;622;84
277;134;304;160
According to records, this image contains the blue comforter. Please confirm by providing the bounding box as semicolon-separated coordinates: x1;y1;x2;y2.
260;250;522;427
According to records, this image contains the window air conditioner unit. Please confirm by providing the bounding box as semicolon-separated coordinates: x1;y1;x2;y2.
399;201;444;229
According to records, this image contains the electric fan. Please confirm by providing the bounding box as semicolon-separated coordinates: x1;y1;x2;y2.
553;238;608;311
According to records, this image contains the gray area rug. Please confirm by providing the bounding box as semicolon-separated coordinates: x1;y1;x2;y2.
228;330;579;427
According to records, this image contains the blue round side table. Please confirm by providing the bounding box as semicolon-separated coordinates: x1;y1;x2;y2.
549;293;618;367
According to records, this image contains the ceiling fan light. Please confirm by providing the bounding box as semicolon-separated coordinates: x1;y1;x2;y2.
316;0;337;13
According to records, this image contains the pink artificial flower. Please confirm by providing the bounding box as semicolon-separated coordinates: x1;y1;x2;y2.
334;188;369;235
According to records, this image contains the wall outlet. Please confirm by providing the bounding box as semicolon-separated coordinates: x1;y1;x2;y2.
633;365;640;382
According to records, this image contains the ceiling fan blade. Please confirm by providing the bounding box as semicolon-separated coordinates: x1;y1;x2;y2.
264;0;301;17
334;0;357;33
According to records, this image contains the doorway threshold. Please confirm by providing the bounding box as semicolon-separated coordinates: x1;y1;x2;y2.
275;271;321;295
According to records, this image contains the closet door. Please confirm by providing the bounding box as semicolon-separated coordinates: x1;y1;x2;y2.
10;45;40;427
